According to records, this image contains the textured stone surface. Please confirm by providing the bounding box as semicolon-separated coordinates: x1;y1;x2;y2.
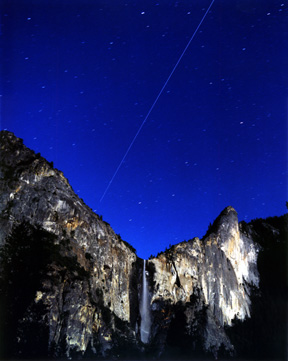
148;207;259;354
0;131;138;357
2;130;281;360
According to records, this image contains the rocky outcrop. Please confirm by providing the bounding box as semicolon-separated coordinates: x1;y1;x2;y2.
147;206;259;356
0;130;286;360
0;131;138;358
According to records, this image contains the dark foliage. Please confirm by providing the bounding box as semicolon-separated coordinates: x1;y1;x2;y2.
0;222;56;358
117;233;137;254
161;296;209;360
226;213;288;360
0;222;89;359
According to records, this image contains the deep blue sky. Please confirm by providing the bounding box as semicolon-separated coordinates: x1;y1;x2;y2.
1;0;287;259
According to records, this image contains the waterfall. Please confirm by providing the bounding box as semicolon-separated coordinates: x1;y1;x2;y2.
140;259;151;343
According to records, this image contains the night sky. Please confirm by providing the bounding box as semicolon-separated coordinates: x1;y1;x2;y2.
1;0;287;259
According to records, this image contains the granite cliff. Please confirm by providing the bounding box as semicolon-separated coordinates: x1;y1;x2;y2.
147;206;259;356
0;131;286;360
0;131;139;358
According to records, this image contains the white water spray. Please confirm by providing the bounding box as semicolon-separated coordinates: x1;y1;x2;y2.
140;259;151;343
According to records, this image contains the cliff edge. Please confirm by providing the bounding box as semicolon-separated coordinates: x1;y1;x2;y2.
0;131;286;360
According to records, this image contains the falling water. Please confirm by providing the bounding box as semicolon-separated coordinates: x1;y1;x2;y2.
140;259;151;343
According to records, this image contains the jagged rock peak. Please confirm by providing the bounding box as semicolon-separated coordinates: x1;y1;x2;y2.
0;130;35;166
1;130;276;360
203;205;238;237
222;205;237;214
0;130;71;188
1;129;22;143
0;130;40;165
149;203;259;355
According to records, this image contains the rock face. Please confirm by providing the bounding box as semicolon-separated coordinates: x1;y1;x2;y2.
0;131;286;360
0;131;139;358
147;206;259;356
